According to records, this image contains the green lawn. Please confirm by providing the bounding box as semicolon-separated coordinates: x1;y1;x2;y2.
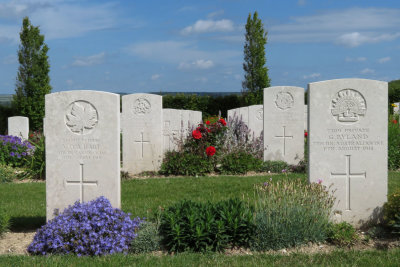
0;172;399;266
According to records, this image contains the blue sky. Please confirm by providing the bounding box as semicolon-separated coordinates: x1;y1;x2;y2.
0;0;399;94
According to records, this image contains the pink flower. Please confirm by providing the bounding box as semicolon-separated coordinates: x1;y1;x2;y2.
317;179;323;184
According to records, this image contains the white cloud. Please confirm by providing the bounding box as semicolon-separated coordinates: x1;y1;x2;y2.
303;73;321;79
345;56;367;62
208;10;224;18
337;32;400;47
181;19;234;35
151;74;161;80
72;52;105;67
297;0;306;6
178;59;214;70
3;54;17;64
360;68;375;74
0;1;122;41
378;57;391;63
269;8;400;46
125;40;240;65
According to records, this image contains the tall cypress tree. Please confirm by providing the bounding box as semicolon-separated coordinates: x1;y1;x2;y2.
242;11;270;105
13;17;51;131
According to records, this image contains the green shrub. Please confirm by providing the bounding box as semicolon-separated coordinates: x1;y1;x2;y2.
0;208;10;236
0;164;21;182
159;198;255;253
327;222;358;247
251;179;335;251
388;117;400;170
130;221;161;253
160;151;213;176
23;131;45;179
260;160;289;173
383;189;400;228
220;151;263;174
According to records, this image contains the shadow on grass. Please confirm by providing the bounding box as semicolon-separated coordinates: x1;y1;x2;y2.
10;216;45;232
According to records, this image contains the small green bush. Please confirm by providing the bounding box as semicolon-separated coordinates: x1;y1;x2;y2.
160;151;213;176
130;221;161;253
0;208;10;236
159;198;255;253
251;179;335;251
327;222;358;247
0;164;21;182
388;118;400;170
383;189;400;228
23;131;45;179
260;160;289;173
220;151;263;174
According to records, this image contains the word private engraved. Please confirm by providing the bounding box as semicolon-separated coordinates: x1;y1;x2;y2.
275;92;294;110
256;108;263;120
331;89;366;124
133;98;151;114
65;101;98;135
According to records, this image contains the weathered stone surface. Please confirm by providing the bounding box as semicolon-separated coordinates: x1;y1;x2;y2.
263;86;304;164
248;105;263;138
163;109;182;152
122;93;163;174
308;79;387;227
304;105;308;131
8;116;29;140
45;90;120;220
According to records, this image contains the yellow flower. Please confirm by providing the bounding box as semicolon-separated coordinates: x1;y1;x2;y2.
392;103;398;107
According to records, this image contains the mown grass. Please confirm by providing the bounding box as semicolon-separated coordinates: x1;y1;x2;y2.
1;249;400;267
0;172;399;266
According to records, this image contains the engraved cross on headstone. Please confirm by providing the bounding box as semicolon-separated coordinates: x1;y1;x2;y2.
330;155;366;211
274;126;293;156
65;163;98;203
135;132;150;158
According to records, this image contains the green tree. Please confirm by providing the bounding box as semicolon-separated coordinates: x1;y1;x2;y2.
13;17;51;131
242;11;270;105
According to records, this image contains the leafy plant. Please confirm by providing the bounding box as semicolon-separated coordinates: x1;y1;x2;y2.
327;222;358;247
160;151;213;176
159;198;255;253
251;179;335;251
0;164;22;183
383;188;400;229
0;207;10;236
261;160;289;173
388;116;400;170
28;196;143;256
23;131;45;179
0;135;34;167
220;151;263;174
130;221;161;253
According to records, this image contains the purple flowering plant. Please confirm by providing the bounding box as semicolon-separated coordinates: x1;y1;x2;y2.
0;135;34;167
28;196;143;256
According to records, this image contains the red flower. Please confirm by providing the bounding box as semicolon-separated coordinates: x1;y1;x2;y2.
206;146;216;156
192;130;202;139
206;128;211;133
219;118;227;126
206;120;210;125
392;120;398;124
304;131;308;138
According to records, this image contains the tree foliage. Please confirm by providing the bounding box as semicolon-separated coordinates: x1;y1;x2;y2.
13;17;51;131
242;11;270;105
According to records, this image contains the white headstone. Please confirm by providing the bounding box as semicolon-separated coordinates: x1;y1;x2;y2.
304;105;308;131
248;105;263;138
122;93;163;174
393;102;400;114
190;110;202;130
8;116;29;140
308;79;387;227
163;109;182;152
45;90;120;220
227;108;239;122
263;86;304;164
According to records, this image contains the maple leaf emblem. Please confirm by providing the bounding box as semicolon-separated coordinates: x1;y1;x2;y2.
66;101;98;134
